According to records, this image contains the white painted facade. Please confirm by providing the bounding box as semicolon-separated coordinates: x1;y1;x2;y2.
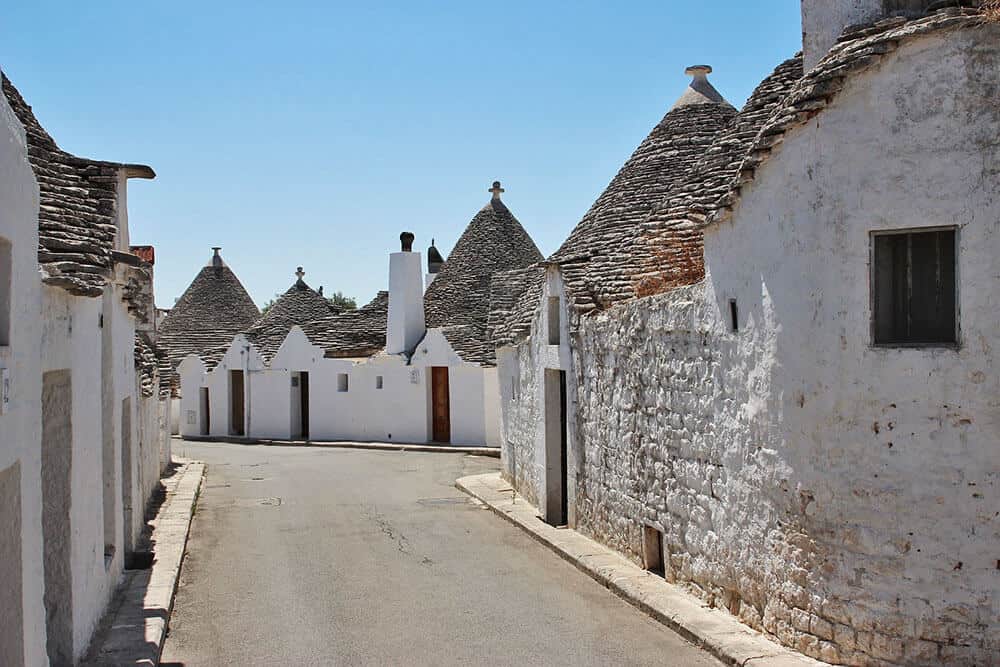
181;325;501;446
180;249;501;447
499;21;999;666
0;79;171;664
0;82;46;667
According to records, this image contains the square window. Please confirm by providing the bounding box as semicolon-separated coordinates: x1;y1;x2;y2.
337;373;349;392
872;228;957;345
376;375;384;390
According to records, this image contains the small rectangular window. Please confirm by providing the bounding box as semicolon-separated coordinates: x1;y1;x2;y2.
375;376;383;390
873;228;957;345
291;376;299;387
0;238;11;346
547;296;561;345
729;299;739;332
337;373;349;392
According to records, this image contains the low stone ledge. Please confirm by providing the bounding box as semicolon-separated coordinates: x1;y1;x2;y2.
175;435;500;458
455;472;826;667
82;459;205;666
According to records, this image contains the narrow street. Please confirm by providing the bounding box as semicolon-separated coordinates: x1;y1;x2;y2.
160;441;720;666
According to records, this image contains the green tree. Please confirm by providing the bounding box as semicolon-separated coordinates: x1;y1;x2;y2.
327;291;357;311
260;293;280;316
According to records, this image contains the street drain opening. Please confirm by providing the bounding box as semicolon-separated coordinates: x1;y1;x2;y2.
642;525;665;577
125;551;154;571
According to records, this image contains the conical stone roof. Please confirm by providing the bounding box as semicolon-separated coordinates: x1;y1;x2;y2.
423;182;543;364
489;67;739;347
159;248;261;382
242;268;337;361
550;66;737;313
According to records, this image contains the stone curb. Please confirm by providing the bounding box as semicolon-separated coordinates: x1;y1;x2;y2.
455;472;827;667
82;459;206;666
175;435;500;458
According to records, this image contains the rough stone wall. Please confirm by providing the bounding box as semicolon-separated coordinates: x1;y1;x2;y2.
563;29;999;667
498;342;544;508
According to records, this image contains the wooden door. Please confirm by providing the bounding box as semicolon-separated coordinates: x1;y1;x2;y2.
230;370;245;436
300;372;310;440
431;367;450;443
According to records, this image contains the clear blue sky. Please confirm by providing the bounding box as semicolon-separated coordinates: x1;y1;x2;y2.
2;1;801;309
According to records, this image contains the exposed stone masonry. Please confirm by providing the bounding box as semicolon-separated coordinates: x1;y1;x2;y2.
241;273;335;362
423;190;543;365
570;284;997;666
1;74;154;297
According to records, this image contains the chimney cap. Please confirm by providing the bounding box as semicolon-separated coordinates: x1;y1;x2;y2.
400;231;415;252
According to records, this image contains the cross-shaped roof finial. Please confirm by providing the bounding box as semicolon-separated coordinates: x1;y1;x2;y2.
295;266;305;281
489;181;504;199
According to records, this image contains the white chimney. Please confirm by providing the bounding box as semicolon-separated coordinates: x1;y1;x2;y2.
386;232;426;355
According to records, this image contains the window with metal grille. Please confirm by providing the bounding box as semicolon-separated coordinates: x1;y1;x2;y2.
872;228;957;346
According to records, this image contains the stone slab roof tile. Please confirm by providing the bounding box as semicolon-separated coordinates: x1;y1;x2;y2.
550;93;737;314
134;332;159;398
710;7;988;226
488;265;546;349
1;73;154;297
627;54;805;296
422;187;543;364
243;273;337;362
158;251;261;381
300;291;389;360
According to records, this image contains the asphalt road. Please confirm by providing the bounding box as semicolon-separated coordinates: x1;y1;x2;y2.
161;441;719;667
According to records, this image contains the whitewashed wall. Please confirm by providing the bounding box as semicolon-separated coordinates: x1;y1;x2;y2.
0;86;45;667
524;30;999;667
40;288;117;662
498;268;579;524
180;325;498;446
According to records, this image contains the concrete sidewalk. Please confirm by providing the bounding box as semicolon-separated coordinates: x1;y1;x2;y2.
175;434;500;458
456;472;826;667
83;459;205;666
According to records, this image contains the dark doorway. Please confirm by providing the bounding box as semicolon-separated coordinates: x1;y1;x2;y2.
431;366;450;443
299;372;310;440
121;397;133;562
229;370;245;436
42;370;73;666
544;369;568;526
199;387;210;436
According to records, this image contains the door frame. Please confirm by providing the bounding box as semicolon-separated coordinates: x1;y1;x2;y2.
543;368;568;526
229;370;245;436
430;366;451;443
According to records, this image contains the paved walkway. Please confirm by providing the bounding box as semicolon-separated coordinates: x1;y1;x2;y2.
83;459;205;666
457;473;824;667
161;441;720;666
